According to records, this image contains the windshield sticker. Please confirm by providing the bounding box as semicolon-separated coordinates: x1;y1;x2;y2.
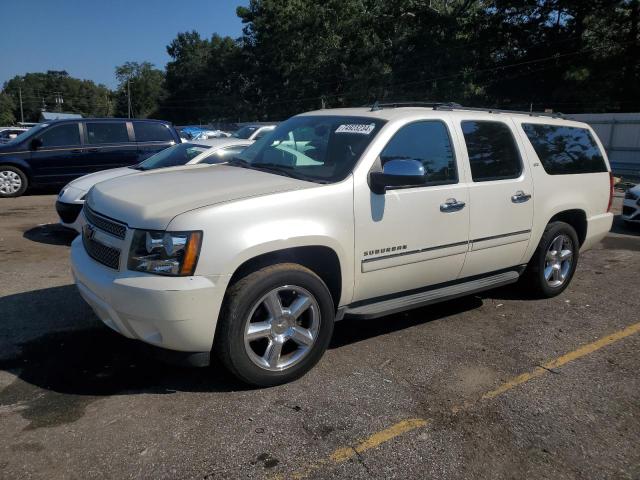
335;123;376;135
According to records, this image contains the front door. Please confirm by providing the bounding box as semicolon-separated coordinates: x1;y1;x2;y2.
455;118;534;278
29;122;84;183
353;118;470;302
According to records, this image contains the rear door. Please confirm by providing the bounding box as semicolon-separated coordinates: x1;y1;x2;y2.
84;121;138;173
29;122;84;183
133;121;177;162
455;118;534;278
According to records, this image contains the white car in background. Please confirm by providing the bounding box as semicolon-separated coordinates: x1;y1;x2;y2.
622;184;640;225
231;124;277;141
56;138;250;232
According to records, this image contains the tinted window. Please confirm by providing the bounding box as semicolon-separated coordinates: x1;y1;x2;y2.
134;122;174;142
86;122;129;144
136;143;209;170
38;123;80;147
462;121;521;181
201;146;247;164
522;124;607;175
380;121;457;184
233;126;259;139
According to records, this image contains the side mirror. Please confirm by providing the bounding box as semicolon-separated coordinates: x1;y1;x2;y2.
30;138;43;150
369;159;426;194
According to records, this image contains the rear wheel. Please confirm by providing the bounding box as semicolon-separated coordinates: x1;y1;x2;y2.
521;221;579;298
0;166;28;198
215;263;335;387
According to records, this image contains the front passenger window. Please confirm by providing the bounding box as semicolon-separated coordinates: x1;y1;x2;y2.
38;124;80;147
380;121;457;184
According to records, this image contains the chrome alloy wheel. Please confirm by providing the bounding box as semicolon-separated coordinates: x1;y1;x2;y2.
0;170;22;195
243;285;320;371
544;234;573;288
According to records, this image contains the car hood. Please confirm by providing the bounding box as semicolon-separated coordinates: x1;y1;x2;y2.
86;164;315;230
67;167;135;192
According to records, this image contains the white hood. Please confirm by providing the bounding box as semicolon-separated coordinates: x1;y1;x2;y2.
68;167;135;192
86;164;315;230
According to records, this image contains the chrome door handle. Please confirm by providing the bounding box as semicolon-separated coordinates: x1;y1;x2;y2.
440;198;466;212
511;190;532;203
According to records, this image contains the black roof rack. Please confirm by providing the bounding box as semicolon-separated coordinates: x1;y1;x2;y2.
366;101;564;118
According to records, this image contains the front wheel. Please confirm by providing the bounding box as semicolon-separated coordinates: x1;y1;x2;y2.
0;166;28;198
521;221;579;298
215;263;335;387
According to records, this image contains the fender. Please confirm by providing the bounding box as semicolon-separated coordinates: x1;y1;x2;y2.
0;155;34;181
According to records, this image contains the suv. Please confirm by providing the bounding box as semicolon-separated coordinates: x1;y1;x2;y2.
70;105;614;386
0;118;179;198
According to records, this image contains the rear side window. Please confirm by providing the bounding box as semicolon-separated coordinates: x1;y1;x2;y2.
380;121;457;184
522;124;607;175
38;123;80;147
86;122;129;144
134;122;174;142
462;121;522;181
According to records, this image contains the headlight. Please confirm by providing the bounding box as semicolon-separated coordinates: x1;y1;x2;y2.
128;230;202;276
58;187;68;198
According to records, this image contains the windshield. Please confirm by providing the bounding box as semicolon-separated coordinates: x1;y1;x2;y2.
5;124;46;145
135;143;209;171
230;116;386;183
232;125;259;139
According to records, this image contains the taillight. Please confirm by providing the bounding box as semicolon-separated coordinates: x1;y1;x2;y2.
607;172;614;212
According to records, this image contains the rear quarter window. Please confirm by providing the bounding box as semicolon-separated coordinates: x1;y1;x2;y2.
522;123;607;175
134;122;175;142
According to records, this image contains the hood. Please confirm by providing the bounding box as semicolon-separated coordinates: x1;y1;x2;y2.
87;164;315;230
67;167;134;192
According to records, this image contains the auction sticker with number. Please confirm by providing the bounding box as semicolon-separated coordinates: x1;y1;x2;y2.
335;123;376;135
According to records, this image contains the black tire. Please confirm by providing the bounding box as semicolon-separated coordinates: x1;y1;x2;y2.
215;263;335;387
0;165;28;198
521;221;580;298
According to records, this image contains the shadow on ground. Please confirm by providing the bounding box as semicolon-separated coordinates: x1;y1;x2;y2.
23;223;78;246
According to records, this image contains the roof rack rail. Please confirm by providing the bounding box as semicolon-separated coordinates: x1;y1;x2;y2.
365;101;564;118
439;105;565;119
368;101;461;111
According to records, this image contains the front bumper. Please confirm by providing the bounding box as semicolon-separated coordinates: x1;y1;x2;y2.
56;201;84;231
71;236;228;352
622;198;640;223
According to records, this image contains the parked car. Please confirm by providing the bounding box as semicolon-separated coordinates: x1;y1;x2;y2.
71;104;613;386
622;184;640;225
56;138;250;232
0;127;29;144
0;118;180;198
231;124;277;141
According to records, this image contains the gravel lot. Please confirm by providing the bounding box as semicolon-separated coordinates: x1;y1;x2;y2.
0;192;639;480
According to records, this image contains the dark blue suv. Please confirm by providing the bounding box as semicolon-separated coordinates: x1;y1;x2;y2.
0;118;180;197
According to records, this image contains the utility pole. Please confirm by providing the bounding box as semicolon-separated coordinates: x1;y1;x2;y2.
127;79;132;118
18;87;24;123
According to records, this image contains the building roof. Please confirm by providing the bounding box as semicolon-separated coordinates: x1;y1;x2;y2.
40;111;83;121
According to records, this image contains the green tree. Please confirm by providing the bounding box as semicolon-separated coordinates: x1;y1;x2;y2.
0;93;16;125
114;62;166;118
2;71;112;121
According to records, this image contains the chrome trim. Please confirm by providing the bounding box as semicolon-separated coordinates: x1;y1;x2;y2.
362;240;469;263
472;229;531;243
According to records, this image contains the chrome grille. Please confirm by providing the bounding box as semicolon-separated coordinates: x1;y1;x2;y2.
82;227;121;270
83;206;127;239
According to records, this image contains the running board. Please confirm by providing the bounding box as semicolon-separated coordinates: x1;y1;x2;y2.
344;270;520;320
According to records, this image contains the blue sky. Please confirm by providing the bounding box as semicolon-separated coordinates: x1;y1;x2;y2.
0;0;246;89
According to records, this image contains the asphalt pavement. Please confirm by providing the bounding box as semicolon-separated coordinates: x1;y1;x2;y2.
0;193;638;479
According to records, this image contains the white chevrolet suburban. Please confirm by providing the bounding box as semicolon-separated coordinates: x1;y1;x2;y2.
70;104;614;386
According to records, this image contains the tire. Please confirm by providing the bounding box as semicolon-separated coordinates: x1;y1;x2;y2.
215;263;335;387
0;165;28;198
521;221;580;298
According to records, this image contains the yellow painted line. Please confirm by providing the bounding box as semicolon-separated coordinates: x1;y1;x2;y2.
281;322;640;479
329;418;428;463
482;321;640;400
